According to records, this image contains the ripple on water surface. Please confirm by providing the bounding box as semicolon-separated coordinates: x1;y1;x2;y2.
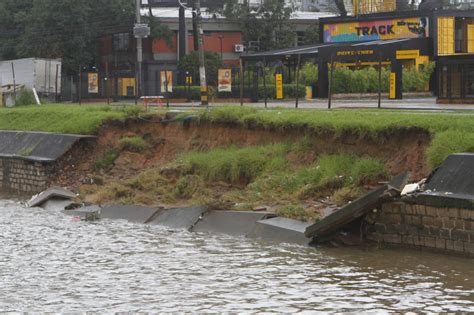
0;200;473;312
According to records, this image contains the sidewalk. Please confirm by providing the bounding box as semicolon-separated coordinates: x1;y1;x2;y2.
121;97;474;111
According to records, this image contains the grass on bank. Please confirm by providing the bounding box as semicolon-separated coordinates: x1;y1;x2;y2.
88;141;387;221
2;104;474;167
192;106;474;168
0;104;144;134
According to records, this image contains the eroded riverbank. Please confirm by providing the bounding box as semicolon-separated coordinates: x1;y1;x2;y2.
1;200;473;312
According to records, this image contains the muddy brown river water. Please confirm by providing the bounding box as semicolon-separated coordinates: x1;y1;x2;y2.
0;200;473;312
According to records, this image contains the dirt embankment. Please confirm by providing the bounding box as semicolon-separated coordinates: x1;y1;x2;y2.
51;117;432;191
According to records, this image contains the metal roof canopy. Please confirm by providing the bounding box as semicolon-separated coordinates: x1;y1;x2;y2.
0;131;94;162
240;38;432;63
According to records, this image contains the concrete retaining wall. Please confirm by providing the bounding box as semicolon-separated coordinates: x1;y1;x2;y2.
0;158;50;193
365;201;474;257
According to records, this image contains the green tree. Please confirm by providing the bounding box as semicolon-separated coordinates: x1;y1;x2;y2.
0;0;33;60
178;51;223;85
217;0;296;51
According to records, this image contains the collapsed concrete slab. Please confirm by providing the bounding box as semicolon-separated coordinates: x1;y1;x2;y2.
40;198;75;211
27;186;77;208
191;210;275;236
100;204;162;223
148;206;207;230
62;205;101;221
248;217;313;246
305;172;410;239
425;153;474;197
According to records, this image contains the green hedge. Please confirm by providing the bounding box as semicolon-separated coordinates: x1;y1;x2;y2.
258;84;306;99
169;86;201;100
332;62;435;94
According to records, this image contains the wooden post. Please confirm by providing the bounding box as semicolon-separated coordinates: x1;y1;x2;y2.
295;54;301;109
78;65;82;105
11;62;16;105
240;59;244;107
165;70;170;108
263;58;267;108
105;62;110;104
328;55;334;110
378;54;382;109
55;64;59;103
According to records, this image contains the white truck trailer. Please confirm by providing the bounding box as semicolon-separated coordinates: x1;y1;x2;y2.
0;58;62;96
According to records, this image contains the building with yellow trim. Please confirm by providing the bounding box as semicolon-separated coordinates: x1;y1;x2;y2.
242;3;474;103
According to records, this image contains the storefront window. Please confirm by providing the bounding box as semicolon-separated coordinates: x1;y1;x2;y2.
466;65;474;97
113;33;130;52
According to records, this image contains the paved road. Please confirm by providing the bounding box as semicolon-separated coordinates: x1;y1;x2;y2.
156;97;474;111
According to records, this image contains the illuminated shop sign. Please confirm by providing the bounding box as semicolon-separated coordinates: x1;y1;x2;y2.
324;17;429;43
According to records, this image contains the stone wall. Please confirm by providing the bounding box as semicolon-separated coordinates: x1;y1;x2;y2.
365;201;474;257
0;158;51;194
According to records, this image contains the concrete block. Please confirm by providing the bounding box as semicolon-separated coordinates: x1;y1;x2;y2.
413;236;423;246
101;204;162;223
446;239;454;251
425;206;439;217
148;206;207;230
383;234;402;244
440;228;451;239
448;208;460;218
248;217;312;246
404;215;412;225
435;238;446;250
436;208;449;218
453;240;464;252
27;186;76;208
402;235;415;245
460;209;474;220
464;242;474;255
191;210;274;236
411;215;422;226
451;229;470;242
415;204;426;215
423;237;437;248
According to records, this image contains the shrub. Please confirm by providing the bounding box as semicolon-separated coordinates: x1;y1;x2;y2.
173;175;204;198
299;62;318;86
276;204;308;221
170;86;201;100
93;148;118;171
179;143;289;184
119;136;147;152
15;89;36;106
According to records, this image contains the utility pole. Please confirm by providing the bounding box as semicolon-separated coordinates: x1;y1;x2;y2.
195;0;208;106
192;0;199;51
135;0;143;102
178;3;186;85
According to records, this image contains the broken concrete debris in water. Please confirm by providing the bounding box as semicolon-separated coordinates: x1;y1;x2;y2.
100;204;162;224
26;186;77;208
61;205;101;222
25;155;474;256
304;172;411;240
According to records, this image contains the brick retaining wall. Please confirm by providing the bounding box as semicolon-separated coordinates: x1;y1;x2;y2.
0;158;51;194
365;201;474;257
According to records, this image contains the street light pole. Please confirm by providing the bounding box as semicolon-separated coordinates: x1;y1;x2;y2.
195;0;208;106
135;0;143;102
